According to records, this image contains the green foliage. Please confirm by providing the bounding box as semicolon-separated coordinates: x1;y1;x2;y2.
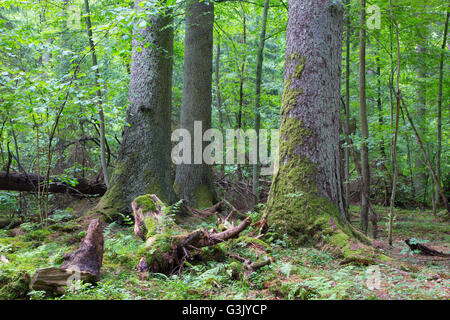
0;270;30;300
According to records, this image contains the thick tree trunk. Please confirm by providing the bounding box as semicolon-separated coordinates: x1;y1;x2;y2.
174;0;216;209
96;0;176;220
0;172;106;196
266;0;355;249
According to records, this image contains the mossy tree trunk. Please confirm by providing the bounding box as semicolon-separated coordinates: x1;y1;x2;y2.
265;0;383;263
96;0;176;220
174;0;216;209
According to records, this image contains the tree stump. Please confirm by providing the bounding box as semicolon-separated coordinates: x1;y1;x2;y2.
30;218;105;293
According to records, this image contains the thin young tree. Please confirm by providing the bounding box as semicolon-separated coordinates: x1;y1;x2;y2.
388;0;401;246
252;0;270;205
83;0;109;188
433;8;449;215
343;0;351;213
359;0;370;235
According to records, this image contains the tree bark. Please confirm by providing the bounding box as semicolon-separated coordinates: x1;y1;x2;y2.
174;0;216;209
343;0;351;214
96;0;177;220
388;0;401;246
359;0;370;234
265;0;350;245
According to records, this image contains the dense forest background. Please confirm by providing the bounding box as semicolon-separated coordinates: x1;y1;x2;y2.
0;0;449;300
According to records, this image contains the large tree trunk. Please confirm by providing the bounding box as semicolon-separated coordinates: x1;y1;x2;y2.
0;171;106;196
266;0;346;238
263;0;383;264
174;0;216;209
96;0;176;220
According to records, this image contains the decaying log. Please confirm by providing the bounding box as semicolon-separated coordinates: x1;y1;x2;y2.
0;218;20;229
132;194;225;241
0;172;106;196
31;218;105;293
188;201;224;216
30;267;83;295
143;216;252;274
405;239;450;257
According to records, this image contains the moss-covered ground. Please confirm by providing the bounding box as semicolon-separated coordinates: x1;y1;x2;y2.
0;202;448;300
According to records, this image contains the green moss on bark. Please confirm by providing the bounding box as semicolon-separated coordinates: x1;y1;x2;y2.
267;51;389;265
193;185;214;209
134;194;157;212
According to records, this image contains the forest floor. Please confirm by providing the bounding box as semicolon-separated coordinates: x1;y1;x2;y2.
0;200;449;300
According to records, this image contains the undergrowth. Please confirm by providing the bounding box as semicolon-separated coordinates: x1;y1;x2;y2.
0;207;448;300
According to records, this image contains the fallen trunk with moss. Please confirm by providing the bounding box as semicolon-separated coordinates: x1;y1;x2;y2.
0;171;106;196
132;194;257;274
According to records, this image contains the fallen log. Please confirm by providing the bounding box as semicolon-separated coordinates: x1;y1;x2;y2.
132;194;224;241
405;239;450;257
0;172;106;196
31;218;105;293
